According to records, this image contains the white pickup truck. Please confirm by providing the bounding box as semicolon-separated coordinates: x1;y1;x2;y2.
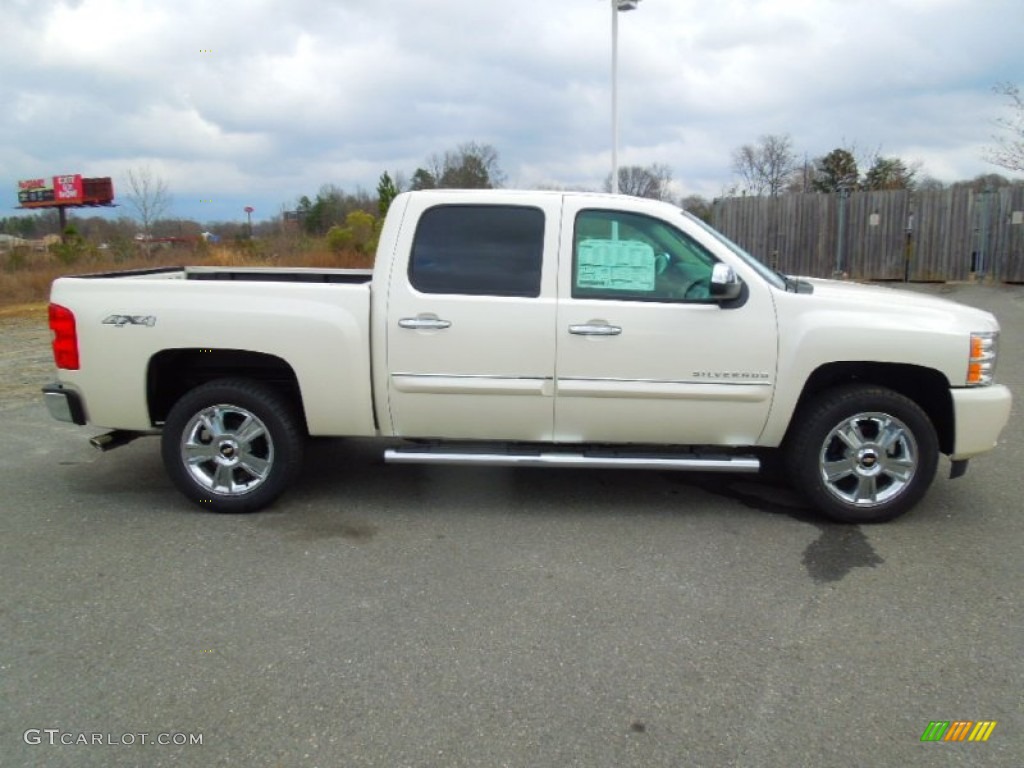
43;190;1012;522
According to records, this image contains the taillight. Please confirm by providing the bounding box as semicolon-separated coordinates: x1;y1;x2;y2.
49;303;80;370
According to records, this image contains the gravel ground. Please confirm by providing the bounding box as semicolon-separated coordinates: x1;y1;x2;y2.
0;310;52;408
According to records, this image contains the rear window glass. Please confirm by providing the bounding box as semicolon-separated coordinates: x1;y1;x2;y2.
409;205;545;297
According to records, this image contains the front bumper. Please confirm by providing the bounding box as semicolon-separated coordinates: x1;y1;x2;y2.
42;382;87;425
950;384;1012;459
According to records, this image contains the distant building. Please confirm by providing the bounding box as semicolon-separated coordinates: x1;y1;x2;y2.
0;234;27;251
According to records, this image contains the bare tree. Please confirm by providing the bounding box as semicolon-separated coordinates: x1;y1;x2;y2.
447;142;506;188
680;194;712;222
784;155;816;194
124;166;171;247
915;175;946;192
731;134;798;196
986;82;1024;172
731;145;761;195
956;173;1014;192
410;168;436;190
416;142;507;189
604;164;674;201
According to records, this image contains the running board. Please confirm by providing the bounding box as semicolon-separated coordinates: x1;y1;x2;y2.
384;446;760;473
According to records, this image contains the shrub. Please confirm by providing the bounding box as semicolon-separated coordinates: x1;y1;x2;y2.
51;226;92;266
326;211;378;255
325;225;351;254
6;246;29;271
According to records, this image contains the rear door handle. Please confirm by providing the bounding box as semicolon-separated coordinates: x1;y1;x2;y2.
569;323;622;336
398;317;452;330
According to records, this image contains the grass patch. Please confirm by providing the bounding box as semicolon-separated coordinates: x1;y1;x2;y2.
0;240;373;309
0;302;47;319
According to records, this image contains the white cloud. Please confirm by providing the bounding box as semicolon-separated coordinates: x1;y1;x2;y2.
1;0;1021;222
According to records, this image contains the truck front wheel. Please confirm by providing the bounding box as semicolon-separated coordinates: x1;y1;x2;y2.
786;385;938;523
161;379;304;513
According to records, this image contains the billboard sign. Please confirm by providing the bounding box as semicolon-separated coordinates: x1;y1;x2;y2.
54;174;84;203
18;174;85;207
18;178;55;206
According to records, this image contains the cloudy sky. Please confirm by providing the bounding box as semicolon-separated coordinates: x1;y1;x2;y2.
2;0;1021;224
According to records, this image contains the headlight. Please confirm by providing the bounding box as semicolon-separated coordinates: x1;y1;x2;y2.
967;332;998;386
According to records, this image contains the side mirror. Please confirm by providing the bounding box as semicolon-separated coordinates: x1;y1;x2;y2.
709;263;742;300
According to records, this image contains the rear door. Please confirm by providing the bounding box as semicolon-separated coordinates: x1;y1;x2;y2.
384;193;560;440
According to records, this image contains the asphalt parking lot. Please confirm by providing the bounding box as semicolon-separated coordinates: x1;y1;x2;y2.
2;283;1022;767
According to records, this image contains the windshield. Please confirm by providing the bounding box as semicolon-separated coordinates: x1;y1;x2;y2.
679;210;786;290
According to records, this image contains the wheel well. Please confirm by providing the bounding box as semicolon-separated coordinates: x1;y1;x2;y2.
788;362;954;454
147;349;303;427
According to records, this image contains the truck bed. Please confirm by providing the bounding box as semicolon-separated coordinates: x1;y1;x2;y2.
48;265;377;437
72;265;375;284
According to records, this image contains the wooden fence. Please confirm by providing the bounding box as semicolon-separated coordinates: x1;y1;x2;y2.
710;186;1024;282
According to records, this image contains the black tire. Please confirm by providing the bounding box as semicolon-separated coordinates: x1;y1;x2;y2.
161;379;304;513
785;384;938;523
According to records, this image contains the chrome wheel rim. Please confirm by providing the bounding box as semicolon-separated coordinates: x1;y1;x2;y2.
180;404;274;496
819;411;917;507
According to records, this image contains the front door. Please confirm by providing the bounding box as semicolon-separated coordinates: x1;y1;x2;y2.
554;200;778;445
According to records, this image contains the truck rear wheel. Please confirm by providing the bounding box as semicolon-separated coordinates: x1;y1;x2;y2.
161;379;304;513
786;384;938;523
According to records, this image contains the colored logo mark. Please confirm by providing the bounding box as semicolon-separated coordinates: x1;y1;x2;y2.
920;721;997;742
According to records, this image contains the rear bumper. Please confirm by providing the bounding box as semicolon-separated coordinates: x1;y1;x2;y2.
42;382;87;425
950;384;1012;459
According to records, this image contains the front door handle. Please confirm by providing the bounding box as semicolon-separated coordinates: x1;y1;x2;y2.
569;323;622;336
398;316;452;330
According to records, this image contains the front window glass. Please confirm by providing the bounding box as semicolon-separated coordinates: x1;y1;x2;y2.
679;210;786;289
572;209;717;302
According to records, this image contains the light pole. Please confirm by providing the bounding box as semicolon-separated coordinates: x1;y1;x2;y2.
833;173;856;278
611;0;641;195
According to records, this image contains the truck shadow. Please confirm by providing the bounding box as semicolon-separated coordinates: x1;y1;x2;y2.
56;435;886;583
290;438;885;584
